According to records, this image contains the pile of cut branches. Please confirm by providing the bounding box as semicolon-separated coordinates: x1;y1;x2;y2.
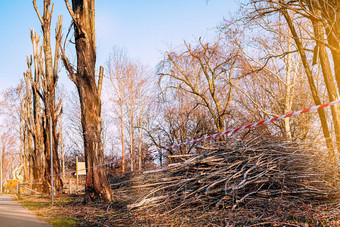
124;137;339;213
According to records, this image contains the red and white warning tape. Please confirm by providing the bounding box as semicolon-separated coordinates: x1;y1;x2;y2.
27;99;340;182
143;99;340;156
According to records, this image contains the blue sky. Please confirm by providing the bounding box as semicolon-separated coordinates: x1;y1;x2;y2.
0;0;238;90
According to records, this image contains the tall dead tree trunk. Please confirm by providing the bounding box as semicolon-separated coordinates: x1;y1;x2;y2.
22;41;45;190
30;31;44;186
60;0;112;202
19;92;30;181
33;0;63;193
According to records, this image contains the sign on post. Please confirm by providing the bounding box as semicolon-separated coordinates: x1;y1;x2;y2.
7;179;18;188
77;162;86;175
76;157;86;194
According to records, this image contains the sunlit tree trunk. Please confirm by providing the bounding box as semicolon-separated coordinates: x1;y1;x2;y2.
310;9;340;154
61;0;112;202
282;9;334;157
283;38;293;141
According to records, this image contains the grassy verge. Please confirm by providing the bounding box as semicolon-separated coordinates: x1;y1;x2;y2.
15;194;80;227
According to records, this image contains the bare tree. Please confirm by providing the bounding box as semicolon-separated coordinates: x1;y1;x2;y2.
106;47;153;172
0;125;19;188
1;86;26;181
33;0;63;192
225;15;315;142
249;0;340;160
106;47;128;173
159;38;240;133
125;63;138;172
23;31;45;187
60;0;111;201
136;79;151;171
124;63;150;171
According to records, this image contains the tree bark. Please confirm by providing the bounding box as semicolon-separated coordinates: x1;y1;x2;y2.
61;0;112;202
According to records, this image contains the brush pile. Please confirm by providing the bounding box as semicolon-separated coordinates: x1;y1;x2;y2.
113;138;339;213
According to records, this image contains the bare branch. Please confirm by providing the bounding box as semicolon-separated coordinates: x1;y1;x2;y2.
64;0;78;23
32;0;44;25
98;66;104;99
53;15;63;86
59;42;77;84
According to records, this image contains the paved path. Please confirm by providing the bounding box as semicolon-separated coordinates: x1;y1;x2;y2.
0;195;51;227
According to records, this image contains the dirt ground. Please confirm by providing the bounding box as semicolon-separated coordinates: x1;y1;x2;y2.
15;193;339;226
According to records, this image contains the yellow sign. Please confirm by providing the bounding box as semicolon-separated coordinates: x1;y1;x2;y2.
7;179;18;188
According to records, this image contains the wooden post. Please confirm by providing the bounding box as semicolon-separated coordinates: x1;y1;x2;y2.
76;155;78;194
69;179;72;194
17;183;20;199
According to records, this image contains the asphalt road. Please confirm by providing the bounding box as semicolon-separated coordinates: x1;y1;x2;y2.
0;195;51;227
